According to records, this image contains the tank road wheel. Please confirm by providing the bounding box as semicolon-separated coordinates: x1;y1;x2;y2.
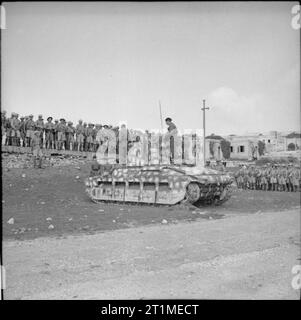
186;183;201;204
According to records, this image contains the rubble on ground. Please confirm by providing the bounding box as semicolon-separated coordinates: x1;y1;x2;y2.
2;153;88;169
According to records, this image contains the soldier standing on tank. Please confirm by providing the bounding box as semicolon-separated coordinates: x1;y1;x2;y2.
165;117;177;164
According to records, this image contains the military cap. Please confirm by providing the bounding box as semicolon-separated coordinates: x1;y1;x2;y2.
68;121;72;125
60;118;65;122
38;114;43;118
54;119;59;122
78;119;83;122
34;130;40;135
29;114;34;118
20;116;25;120
47;117;53;121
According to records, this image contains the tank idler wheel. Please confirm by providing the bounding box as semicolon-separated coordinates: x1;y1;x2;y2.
186;183;201;204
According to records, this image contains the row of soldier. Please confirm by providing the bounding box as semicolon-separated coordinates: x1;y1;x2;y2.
234;164;300;192
1;112;123;152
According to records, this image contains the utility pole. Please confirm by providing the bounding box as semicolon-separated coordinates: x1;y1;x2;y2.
159;100;163;132
201;99;209;166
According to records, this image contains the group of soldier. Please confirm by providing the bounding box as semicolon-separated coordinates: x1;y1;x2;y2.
1;111;120;152
234;164;301;192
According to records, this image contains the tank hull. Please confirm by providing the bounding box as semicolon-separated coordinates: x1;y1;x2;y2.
85;165;233;205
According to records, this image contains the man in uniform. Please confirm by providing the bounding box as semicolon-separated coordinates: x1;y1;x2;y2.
66;121;75;151
165;117;177;164
53;119;59;149
35;114;44;147
93;124;102;152
86;123;94;152
19;116;26;147
75;119;85;152
247;166;255;190
255;167;261;190
291;165;300;192
83;122;88;151
32;130;44;168
44;117;55;149
25;114;36;147
1;110;8;146
278;165;287;192
10;113;21;146
270;165;278;191
57;118;67;150
260;166;268;191
265;164;271;191
287;164;294;192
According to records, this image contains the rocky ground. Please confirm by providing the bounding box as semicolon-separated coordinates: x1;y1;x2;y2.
2;153;301;299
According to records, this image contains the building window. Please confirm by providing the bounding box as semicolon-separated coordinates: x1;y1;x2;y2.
230;146;233;153
239;145;245;153
268;139;270;143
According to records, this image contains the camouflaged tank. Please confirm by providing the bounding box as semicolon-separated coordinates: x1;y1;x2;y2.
85;164;234;205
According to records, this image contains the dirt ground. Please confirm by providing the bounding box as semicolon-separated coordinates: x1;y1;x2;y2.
2;163;301;241
2;161;301;300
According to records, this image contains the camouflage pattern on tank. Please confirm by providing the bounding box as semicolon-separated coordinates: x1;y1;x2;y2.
85;164;234;205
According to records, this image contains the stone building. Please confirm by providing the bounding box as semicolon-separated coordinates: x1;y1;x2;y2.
284;132;301;151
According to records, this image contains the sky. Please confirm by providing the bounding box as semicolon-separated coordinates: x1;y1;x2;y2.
1;1;300;135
